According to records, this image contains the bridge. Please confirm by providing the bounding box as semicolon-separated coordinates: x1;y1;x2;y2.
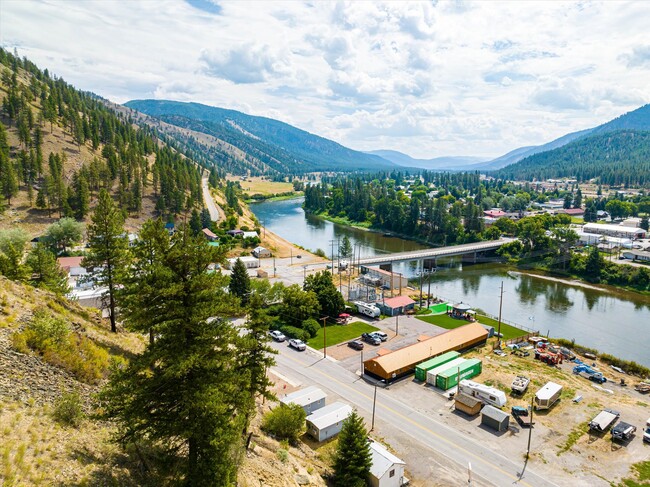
355;238;514;267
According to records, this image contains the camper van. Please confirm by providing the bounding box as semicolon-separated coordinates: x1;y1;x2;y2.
459;380;507;408
354;301;381;318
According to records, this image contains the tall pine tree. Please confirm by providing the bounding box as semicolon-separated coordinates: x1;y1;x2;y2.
229;257;251;306
83;189;129;332
332;410;372;487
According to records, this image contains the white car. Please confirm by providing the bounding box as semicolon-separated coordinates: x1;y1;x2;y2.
371;331;388;342
269;330;286;342
288;339;306;351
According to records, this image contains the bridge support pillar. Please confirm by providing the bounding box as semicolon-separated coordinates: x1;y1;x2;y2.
423;258;436;270
379;263;392;272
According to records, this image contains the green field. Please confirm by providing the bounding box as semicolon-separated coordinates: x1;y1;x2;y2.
307;321;379;349
416;313;527;340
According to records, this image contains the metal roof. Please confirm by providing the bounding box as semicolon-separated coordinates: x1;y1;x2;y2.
383;296;415;308
535;382;562;401
306;402;352;430
280;386;326;407
481;405;509;422
369;440;405;479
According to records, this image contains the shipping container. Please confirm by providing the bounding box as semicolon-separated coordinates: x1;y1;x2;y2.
435;358;482;390
415;351;461;381
426;358;467;386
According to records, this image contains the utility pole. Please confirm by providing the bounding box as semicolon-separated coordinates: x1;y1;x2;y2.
290;248;293;266
526;395;534;459
273;257;276;278
371;383;378;431
419;262;424;307
303;265;307;283
427;270;433;308
395;314;399;336
497;281;504;349
322;316;328;359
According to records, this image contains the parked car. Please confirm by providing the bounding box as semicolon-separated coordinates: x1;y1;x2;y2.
361;333;381;346
371;331;388;342
269;330;286;342
348;340;364;350
288;339;306;351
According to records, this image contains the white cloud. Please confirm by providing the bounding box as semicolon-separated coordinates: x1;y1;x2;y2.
1;0;649;159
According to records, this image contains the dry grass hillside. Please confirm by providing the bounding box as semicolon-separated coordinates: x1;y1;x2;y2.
0;277;330;486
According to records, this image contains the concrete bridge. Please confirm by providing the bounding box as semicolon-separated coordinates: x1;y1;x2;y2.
355;238;514;268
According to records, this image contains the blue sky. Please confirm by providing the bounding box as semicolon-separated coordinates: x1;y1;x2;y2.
1;0;649;159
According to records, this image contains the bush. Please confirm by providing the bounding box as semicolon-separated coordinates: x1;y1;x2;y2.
278;325;310;342
262;404;306;443
53;391;84;427
314;248;327;258
302;318;320;338
12;311;111;384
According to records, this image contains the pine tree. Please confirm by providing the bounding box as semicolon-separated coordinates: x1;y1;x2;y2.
26;243;70;294
99;225;249;485
83;189;130;333
189;208;202;235
585;245;603;283
229;258;251;305
0;156;18;206
339;235;352;258
200;207;212;229
332;410;372;487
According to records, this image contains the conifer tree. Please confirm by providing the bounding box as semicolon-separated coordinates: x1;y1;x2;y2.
83;189;129;332
332;410;372;487
339;235;352;258
100;225;249;485
229;257;251;305
0;156;18;206
26;243;69;294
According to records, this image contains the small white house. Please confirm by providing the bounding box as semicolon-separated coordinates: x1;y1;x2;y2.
369;440;407;487
280;386;327;415
242;231;259;239
252;246;271;258
306;402;353;441
226;256;259;269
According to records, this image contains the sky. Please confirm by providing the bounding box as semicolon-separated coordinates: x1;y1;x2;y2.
1;0;650;160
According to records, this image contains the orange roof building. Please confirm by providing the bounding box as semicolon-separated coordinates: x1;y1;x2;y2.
363;323;488;381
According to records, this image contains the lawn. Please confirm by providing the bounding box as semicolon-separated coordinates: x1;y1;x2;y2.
416;313;528;340
229;176;295;196
307;321;379;349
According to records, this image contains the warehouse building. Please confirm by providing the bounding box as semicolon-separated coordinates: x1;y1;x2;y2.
582;223;646;239
363;323;488;382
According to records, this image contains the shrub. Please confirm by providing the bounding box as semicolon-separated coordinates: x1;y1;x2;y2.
12;311;111;384
314;248;327;258
277;449;288;463
278;325;309;342
53;391;84;427
262;404;306;443
302;318;320;338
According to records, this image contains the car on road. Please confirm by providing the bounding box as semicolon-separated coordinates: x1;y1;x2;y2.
371;331;388;342
269;330;286;342
348;340;364;350
361;333;381;346
288;339;306;351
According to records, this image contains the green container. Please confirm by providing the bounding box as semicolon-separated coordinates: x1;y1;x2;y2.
435;358;482;390
414;351;461;382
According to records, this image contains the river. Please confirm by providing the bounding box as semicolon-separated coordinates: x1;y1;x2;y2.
251;198;650;366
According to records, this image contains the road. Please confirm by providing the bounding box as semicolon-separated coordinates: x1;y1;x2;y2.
202;177;221;221
271;344;559;487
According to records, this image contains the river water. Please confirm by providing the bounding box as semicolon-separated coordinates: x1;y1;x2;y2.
251;198;650;366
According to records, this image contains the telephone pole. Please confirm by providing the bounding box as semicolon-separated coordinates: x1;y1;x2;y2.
526;395;534;459
322;316;329;359
497;281;504;348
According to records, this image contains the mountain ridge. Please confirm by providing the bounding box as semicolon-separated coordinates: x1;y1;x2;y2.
365;149;485;170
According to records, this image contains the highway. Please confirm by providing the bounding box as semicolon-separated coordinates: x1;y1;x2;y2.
202;176;221;222
271;344;558;487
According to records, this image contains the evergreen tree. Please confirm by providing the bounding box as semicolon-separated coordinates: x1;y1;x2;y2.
332;410;372;487
0;228;30;281
99;225;249;485
26;243;70;294
339;235;352;259
229;258;251;306
584;245;603;283
200;207;212;229
189;208;202;235
0;156;18;205
83;189;130;333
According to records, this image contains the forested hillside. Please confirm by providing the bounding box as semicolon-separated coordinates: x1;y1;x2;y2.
0;49;202;232
494;130;650;186
125;99;395;177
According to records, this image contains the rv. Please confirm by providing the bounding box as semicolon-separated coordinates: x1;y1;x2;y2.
354;301;381;318
534;382;563;410
458;380;507;408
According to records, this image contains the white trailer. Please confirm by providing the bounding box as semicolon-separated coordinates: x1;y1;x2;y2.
589;409;620;432
459;379;507;408
425;358;467;386
534;381;563;410
354;301;381;318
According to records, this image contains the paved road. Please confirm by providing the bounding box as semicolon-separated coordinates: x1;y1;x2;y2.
271;344;559;487
202;177;221;221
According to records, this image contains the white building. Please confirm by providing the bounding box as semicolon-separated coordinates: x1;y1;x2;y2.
242;231;259;239
226;256;259;269
577;232;633;248
306;402;353;441
369;440;407;487
280;386;326;415
582;223;646;239
252;246;272;258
